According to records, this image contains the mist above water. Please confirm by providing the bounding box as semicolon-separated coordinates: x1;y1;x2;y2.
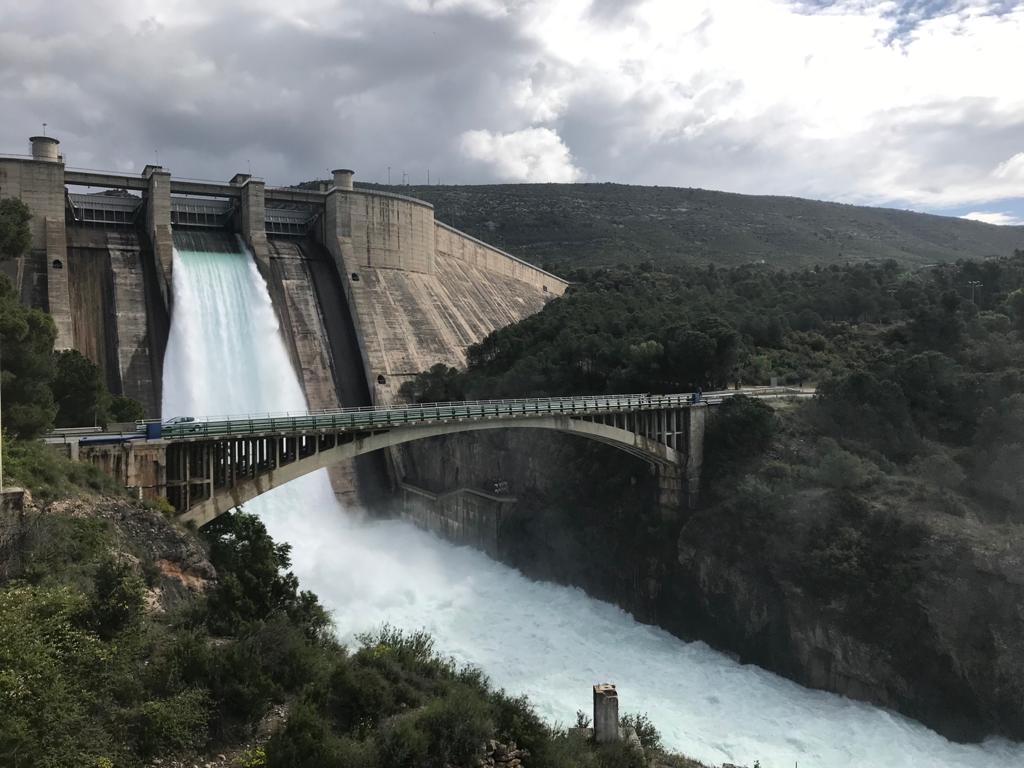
162;240;1024;768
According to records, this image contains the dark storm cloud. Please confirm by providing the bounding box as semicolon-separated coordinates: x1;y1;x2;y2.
0;0;541;185
586;0;646;21
1;0;1022;214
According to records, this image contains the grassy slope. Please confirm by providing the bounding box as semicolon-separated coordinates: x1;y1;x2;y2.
359;182;1024;271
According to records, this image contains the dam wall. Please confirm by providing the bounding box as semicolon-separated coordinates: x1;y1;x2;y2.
2;134;566;508
64;227;163;415
322;186;567;404
262;237;387;505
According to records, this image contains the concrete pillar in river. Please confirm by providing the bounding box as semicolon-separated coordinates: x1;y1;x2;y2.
593;683;620;744
684;404;706;508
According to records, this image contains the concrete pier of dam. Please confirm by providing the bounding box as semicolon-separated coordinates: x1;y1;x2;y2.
1;134;567;506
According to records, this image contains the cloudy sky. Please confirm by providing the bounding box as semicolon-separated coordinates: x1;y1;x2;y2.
1;0;1022;223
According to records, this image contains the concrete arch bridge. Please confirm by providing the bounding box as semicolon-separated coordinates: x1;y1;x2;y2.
154;388;807;527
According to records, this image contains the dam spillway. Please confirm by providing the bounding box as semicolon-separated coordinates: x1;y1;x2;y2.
159;234;1024;768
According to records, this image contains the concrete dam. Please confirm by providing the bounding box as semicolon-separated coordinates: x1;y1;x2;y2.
0;134;567;507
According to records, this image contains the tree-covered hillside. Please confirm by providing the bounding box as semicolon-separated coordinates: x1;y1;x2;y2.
406;254;1024;520
363;182;1024;271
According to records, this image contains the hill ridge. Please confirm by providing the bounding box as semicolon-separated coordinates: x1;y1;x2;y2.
347;181;1024;272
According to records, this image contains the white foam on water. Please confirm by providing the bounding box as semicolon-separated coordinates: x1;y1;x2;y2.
162;241;1024;768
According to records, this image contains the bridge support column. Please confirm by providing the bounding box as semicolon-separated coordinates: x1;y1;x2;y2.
656;464;684;516
684;404;707;508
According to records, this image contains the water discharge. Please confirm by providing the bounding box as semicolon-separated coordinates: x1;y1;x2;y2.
163;240;1024;768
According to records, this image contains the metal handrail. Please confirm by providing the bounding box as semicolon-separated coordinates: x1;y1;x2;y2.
157;387;810;439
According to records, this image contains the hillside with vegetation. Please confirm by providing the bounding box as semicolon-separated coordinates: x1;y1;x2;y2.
401;254;1024;741
1;485;704;768
360;182;1024;271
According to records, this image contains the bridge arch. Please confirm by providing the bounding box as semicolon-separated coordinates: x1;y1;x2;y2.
178;414;686;527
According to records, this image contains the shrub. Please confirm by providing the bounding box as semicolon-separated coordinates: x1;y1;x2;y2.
816;444;878;490
3;438;125;500
109;395;146;423
88;558;146;639
266;701;345;768
376;714;429;768
127;688;210;758
416;686;493;766
910;452;965;489
704;396;776;479
620;712;662;752
203;512;329;640
328;659;397;731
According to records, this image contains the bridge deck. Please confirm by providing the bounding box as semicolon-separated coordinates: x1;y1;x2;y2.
157;387;808;441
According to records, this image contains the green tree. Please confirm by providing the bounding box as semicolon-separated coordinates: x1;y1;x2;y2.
1007;288;1024;331
87;558;146;640
109;395;146;423
0;275;56;438
0;198;31;259
203;512;329;639
53;350;109;427
398;363;465;404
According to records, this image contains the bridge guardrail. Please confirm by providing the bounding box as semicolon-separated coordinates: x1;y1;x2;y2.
158;387;810;440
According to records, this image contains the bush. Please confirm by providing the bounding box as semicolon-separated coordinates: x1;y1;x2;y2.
0;584;122;767
203;512;330;639
398;363;465;404
88;558;146;639
620;712;662;752
127;688;210;758
704;396;776;478
328;659;397;731
910;452;965;489
801;492;927;625
416;686;493;766
266;701;346;768
52;350;108;428
109;395;146;423
3;437;125;500
378;713;433;768
816;444;878;490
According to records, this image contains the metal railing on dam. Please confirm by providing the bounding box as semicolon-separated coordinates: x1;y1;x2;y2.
155;386;810;441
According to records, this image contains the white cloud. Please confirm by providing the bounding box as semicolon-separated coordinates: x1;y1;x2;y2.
1;0;1023;210
994;152;1024;182
511;0;1024;206
961;211;1024;226
459;127;582;182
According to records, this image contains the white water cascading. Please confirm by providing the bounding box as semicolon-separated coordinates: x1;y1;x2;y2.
162;239;1024;768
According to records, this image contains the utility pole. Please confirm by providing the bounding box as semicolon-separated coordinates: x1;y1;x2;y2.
387;166;391;185
968;280;983;304
427;168;430;185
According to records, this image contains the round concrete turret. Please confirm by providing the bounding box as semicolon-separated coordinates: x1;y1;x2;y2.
332;168;354;191
29;135;60;162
